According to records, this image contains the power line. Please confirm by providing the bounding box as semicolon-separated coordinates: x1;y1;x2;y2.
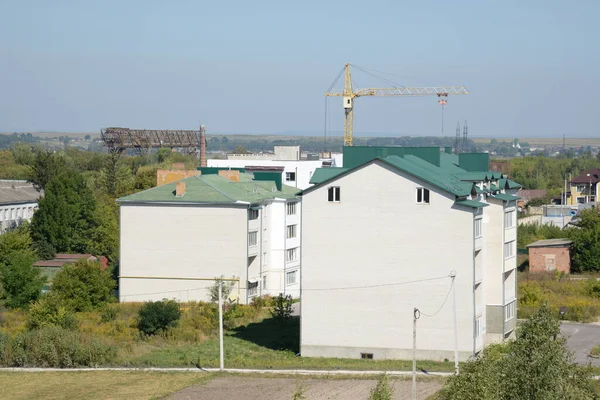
418;280;454;317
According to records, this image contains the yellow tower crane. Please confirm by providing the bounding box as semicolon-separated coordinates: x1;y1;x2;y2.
325;63;470;146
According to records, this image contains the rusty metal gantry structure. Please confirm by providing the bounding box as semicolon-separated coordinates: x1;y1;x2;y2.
100;126;206;156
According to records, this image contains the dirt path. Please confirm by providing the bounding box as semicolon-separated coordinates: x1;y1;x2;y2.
169;376;442;400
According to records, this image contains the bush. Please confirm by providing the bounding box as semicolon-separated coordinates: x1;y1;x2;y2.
51;259;116;312
27;294;77;331
369;374;393;400
0;252;45;309
208;277;236;304
100;304;119;323
6;326;116;367
270;293;293;321
137;299;181;336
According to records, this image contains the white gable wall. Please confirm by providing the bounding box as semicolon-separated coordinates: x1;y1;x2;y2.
301;161;476;360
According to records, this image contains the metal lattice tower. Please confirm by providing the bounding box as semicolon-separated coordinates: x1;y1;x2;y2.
462;121;468;153
454;122;461;154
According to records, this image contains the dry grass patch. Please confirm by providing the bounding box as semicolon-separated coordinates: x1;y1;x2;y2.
0;371;213;400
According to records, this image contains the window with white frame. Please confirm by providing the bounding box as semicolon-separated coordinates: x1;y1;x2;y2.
248;281;258;296
328;186;340;202
504;301;516;321
504;210;515;228
475;317;483;337
248;208;259;220
286;247;298;262
248;231;258;246
577;185;586;193
286;270;298;285
416;187;430;204
287;202;297;215
287;224;297;239
286;172;296;182
474;218;483;238
504;240;515;259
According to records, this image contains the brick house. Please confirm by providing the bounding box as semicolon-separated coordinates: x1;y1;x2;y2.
526;239;572;273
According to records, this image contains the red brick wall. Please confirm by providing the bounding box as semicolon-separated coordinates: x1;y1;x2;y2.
528;247;571;273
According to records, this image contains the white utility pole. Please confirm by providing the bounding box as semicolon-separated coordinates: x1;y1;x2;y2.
450;270;459;374
218;280;224;371
412;307;420;400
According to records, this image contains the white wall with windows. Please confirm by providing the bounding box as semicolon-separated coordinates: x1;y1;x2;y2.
0;202;38;234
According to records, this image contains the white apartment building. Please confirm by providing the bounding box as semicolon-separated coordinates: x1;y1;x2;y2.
117;169;301;303
0;180;41;234
209;146;343;189
299;147;521;361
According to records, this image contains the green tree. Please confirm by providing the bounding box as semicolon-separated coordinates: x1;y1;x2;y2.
28;149;67;191
0;223;35;265
0;252;45;309
567;209;600;272
156;148;171;163
438;305;595;400
30;169;98;253
369;374;393;400
231;145;249;154
50;259;115;312
88;194;119;262
84;135;91;141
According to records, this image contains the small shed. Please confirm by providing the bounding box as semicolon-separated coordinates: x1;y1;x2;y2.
526;239;572;273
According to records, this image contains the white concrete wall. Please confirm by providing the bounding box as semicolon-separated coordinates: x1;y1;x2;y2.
301;161;475;361
483;200;504;306
119;204;249;303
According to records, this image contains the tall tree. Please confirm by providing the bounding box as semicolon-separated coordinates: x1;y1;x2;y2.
28;149;67;191
30;169;98;253
0;252;45;309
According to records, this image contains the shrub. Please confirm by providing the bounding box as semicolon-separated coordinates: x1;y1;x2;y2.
100;304;119;323
369;374;393;400
27;294;77;331
270;293;293;321
250;295;268;309
137;299;181;336
51;259;116;312
0;332;8;363
224;304;259;330
208;277;236;304
6;326;115;367
0;252;45;309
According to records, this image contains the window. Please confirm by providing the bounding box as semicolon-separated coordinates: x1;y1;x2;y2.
286;247;298;262
474;218;482;238
286;270;298;285
248;231;258;246
287;202;297;215
262;275;267;289
248;281;258;296
504;301;516;321
287;224;297;239
286;172;296;182
475;317;483;337
577;185;586;193
416;187;430;204
504;241;515;259
328;186;341;202
263;252;267;266
504;210;515;228
360;353;374;360
248;209;259;220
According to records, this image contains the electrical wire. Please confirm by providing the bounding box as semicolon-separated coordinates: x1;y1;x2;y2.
418;280;454;317
351;64;407;89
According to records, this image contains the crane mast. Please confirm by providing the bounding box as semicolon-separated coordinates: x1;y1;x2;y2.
325;63;470;146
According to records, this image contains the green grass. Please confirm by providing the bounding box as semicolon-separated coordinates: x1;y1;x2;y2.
0;371;214;400
590;346;600;357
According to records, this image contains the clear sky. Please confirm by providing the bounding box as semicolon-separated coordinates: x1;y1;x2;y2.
0;0;598;138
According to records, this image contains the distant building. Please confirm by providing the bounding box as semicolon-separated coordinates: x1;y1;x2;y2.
300;146;522;361
0;180;41;234
526;239;572;273
33;253;109;285
517;189;547;209
209;146;343;190
117;169;301;303
567;169;600;205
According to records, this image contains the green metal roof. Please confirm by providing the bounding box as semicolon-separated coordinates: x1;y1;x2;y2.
455;199;489;208
118;174;298;205
309;168;349;184
498;178;522;190
380;156;474;197
489;183;500;191
491;193;521;202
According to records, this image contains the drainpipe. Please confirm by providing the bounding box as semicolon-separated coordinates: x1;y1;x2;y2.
502;200;506;340
472;210;477;357
259;205;263;297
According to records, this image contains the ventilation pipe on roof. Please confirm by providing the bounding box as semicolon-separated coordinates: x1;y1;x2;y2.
199;125;207;168
175;182;186;197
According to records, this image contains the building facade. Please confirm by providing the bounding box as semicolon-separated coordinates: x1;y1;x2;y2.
0;180;41;234
209;146;343;190
299;147;521;361
117;169;301;303
527;239;572;273
567;169;600;205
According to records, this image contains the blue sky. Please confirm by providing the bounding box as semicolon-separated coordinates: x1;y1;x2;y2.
0;0;598;138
